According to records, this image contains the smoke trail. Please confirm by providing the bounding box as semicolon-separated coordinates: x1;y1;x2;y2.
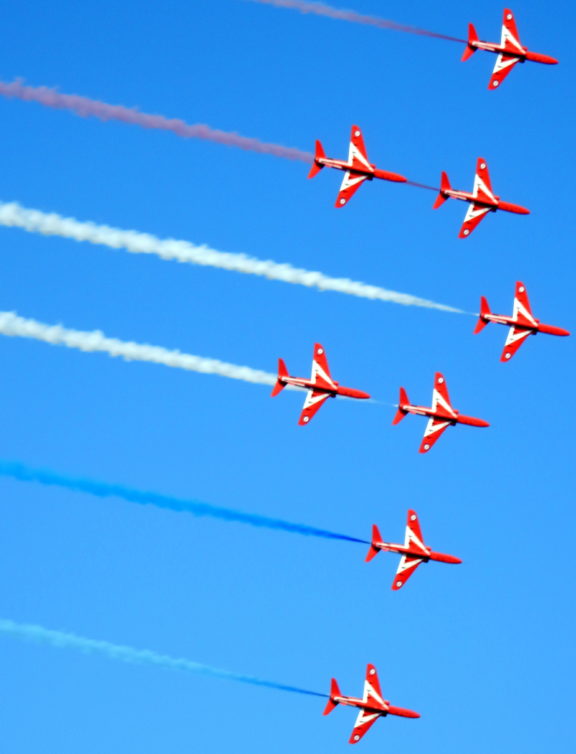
406;181;439;192
0;311;277;386
0;619;327;698
0;201;463;313
0;80;312;163
248;0;466;43
0;460;368;544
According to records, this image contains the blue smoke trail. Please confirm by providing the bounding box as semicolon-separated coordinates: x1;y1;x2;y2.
0;618;327;698
0;460;368;544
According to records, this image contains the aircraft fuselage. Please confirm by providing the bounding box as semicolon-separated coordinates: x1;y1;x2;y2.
279;375;370;401
480;313;570;337
400;403;489;429
315;157;407;183
471;40;558;65
374;541;462;565
443;188;529;215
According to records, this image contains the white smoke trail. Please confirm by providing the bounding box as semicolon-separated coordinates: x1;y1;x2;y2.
0;618;326;697
0;201;463;313
0;311;277;386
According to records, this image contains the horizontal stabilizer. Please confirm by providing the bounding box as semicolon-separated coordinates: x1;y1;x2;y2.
433;172;451;209
308;140;326;179
271;358;288;397
365;524;383;562
323;678;341;715
461;24;478;61
474;296;491;333
392;387;409;424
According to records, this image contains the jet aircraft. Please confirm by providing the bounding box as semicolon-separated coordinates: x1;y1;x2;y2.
308;125;407;207
475;281;570;361
462;8;558;90
271;343;370;425
433;157;530;238
393;372;489;453
324;664;420;744
366;510;461;590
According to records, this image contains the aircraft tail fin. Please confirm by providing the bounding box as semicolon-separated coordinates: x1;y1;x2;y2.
323;678;341;715
271;358;288;397
392;387;409;424
433;172;451;209
308;141;326;179
461;24;479;61
474;296;491;334
365;524;383;562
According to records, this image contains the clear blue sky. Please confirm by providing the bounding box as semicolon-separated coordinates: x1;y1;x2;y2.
0;1;574;751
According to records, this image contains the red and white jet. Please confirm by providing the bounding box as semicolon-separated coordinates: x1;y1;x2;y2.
365;510;461;590
393;373;490;453
324;664;419;744
433;157;530;238
308;125;407;207
271;343;370;425
462;8;558;90
475;281;570;362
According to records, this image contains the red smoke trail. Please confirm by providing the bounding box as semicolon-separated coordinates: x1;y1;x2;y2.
0;79;313;163
249;0;466;43
406;181;439;192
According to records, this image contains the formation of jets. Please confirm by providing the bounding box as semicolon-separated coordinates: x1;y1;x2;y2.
277;7;562;747
309;126;531;238
305;10;560;240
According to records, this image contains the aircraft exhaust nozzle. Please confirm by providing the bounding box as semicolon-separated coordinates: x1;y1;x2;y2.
392;387;409;424
387;705;421;719
308;140;326;179
365;524;383;562
461;23;479;61
474;296;491;334
433;172;451;209
323;678;341;715
271;358;289;397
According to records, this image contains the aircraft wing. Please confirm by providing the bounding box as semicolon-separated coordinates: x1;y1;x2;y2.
489;54;521;89
349;709;380;744
348;125;371;171
431;373;456;416
404;510;428;553
501;326;532;362
392;554;425;590
500;8;524;54
335;171;368;207
419;417;452;453
459;201;492;237
512;281;537;327
349;665;386;743
298;390;330;425
310;343;336;390
472;158;496;203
